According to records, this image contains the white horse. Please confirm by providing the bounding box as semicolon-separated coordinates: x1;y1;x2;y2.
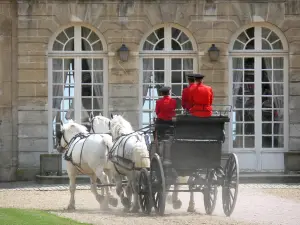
87;112;115;197
56;119;118;210
109;114;150;212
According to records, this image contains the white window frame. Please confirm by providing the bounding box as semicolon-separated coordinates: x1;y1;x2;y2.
138;24;198;128
228;24;289;156
47;25;108;154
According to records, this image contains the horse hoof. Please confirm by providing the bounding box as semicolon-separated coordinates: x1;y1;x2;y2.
130;206;140;213
172;199;182;210
123;207;130;213
121;197;131;208
109;197;118;207
187;206;195;213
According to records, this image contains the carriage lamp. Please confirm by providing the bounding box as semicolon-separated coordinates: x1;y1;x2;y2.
118;44;129;62
208;44;220;61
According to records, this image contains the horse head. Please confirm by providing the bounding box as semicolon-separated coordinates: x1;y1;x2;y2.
89;113;110;134
56;120;88;153
109;114;133;139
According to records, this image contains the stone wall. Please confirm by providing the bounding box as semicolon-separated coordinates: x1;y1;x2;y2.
0;0;298;180
0;1;17;181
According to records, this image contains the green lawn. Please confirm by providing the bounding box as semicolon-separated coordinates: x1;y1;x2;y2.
0;208;91;225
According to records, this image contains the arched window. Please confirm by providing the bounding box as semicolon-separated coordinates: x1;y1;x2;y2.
140;24;197;129
48;25;107;153
229;25;288;172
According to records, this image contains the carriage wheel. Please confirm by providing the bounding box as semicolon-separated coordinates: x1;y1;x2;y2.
138;168;152;214
222;153;239;217
151;153;166;216
203;169;218;215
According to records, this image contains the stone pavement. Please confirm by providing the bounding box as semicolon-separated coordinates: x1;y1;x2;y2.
0;182;300;225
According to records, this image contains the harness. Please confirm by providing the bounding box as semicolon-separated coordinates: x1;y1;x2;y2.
108;126;152;175
58;131;107;175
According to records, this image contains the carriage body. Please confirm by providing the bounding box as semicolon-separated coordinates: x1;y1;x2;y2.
169;115;228;176
139;107;239;217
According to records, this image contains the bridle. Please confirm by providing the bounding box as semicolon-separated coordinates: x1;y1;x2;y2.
56;129;70;151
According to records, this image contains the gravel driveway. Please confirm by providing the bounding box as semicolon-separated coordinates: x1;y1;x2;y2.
1;183;300;225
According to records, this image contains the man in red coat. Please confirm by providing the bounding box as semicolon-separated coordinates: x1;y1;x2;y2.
154;86;177;140
181;74;195;112
190;74;214;117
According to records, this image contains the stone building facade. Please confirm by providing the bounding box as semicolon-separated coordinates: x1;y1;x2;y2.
1;0;300;181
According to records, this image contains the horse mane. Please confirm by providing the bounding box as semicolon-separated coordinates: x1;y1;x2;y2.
94;115;110;126
63;120;88;134
110;115;133;138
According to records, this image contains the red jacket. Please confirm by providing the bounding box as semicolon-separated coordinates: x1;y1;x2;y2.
190;83;214;117
155;96;177;121
181;83;196;110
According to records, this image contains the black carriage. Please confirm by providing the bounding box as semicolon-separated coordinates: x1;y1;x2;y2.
138;107;239;216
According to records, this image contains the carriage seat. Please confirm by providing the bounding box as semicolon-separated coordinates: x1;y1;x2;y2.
172;115;229;142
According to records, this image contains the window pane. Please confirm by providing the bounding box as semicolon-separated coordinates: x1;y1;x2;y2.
274;136;284;148
171;72;181;83
245;27;254;39
64;39;74;51
53;59;63;70
233;41;244;50
93;98;103;110
93;59;103;70
232;58;243;69
64;26;74;38
262;27;271;39
154;72;164;83
147;32;158;44
273;70;283;82
53;41;63;51
273;57;284;69
154;58;164;70
56;31;68;44
92;41;103;51
82;39;92;51
88;31;100;44
244;136;255;148
93;72;103;83
183;58;193;70
172;58;181;70
93;85;103;96
81;27;91;38
237;31;248;43
82;98;92;109
82;85;92;96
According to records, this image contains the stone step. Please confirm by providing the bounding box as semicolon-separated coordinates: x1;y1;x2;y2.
35;172;300;185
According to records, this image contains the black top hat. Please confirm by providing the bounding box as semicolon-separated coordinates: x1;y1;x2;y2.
193;73;205;79
159;86;171;92
187;74;195;78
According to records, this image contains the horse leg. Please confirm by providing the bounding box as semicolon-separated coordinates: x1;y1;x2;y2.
130;173;140;213
66;163;77;210
94;166;110;210
115;174;131;211
90;174;104;207
172;184;182;209
187;182;195;212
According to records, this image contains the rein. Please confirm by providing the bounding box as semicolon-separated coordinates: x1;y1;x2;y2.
108;125;153;171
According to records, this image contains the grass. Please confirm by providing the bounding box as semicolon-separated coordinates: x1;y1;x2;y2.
0;208;91;225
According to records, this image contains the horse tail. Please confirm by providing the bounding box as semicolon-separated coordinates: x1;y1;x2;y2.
132;143;150;168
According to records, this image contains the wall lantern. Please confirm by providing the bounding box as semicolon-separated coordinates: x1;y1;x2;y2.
118;44;129;62
208;44;220;61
